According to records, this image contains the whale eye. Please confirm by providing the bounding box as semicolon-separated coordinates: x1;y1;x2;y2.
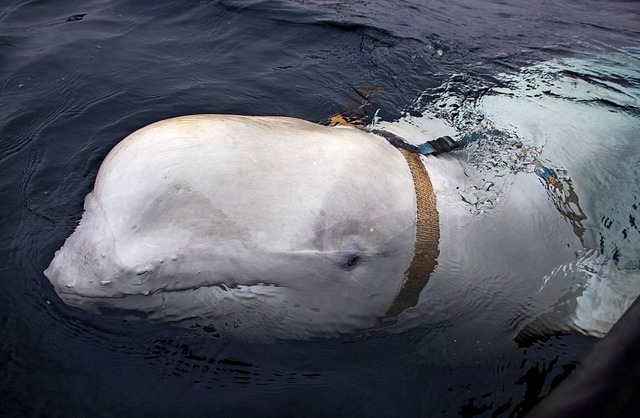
339;245;362;270
341;254;360;271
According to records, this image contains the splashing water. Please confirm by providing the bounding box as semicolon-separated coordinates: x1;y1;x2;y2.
371;48;640;337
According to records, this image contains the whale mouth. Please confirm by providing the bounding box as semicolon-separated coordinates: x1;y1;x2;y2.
55;281;281;301
54;281;287;321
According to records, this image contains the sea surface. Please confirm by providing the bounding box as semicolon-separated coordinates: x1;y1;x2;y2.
1;0;639;416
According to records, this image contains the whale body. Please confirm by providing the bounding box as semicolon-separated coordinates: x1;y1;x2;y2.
45;111;634;341
45;115;425;339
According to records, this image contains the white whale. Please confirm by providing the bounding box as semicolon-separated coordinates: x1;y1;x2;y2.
44;111;634;341
45;115;435;339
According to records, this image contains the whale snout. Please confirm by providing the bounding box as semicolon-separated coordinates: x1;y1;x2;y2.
44;245;117;303
44;199;129;304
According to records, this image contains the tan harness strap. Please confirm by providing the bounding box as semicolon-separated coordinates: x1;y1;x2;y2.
385;148;440;317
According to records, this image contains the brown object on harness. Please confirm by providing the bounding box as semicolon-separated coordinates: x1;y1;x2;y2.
385;148;440;317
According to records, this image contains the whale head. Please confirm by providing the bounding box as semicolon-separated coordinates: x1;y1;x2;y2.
44;115;430;340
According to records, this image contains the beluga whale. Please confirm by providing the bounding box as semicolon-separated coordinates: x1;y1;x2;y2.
45;115;443;340
44;110;635;342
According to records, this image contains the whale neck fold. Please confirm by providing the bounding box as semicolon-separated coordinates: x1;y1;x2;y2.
385;148;440;317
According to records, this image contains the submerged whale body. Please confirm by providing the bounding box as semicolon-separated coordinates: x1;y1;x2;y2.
45;115;426;339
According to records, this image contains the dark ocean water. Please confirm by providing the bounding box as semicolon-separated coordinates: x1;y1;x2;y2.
1;0;639;417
